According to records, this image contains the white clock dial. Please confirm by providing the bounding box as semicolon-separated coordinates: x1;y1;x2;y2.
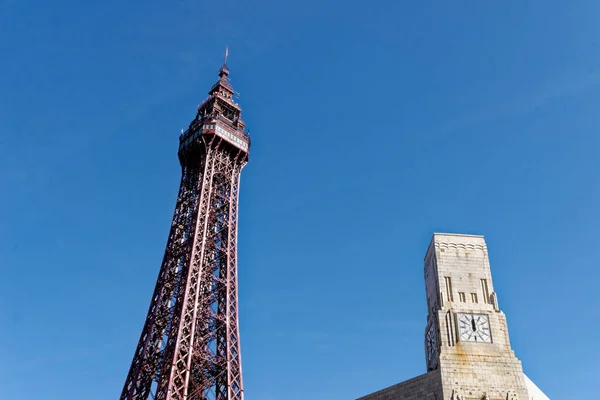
456;313;492;343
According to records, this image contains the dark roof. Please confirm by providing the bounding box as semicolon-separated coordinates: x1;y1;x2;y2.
211;78;233;92
209;63;234;93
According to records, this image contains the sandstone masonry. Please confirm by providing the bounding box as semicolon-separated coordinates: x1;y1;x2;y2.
356;233;547;400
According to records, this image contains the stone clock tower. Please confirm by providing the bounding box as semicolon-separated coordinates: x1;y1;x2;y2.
424;233;529;400
357;233;549;400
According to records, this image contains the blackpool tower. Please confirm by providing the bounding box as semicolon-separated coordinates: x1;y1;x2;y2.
120;56;250;400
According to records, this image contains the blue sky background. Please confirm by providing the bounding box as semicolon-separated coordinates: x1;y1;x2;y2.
0;1;598;398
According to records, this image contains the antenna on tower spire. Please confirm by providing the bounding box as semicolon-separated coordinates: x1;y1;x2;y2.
224;45;229;65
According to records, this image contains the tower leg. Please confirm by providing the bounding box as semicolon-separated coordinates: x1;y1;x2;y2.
120;164;203;400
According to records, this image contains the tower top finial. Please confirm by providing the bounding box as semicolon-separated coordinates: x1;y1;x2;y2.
218;46;230;78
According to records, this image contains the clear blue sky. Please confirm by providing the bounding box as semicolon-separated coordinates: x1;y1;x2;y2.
0;1;597;398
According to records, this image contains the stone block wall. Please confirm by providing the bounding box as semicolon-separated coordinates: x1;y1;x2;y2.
357;370;442;400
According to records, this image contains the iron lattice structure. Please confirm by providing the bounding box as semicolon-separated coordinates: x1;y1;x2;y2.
121;61;250;400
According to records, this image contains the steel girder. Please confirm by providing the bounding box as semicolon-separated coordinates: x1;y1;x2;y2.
121;136;246;400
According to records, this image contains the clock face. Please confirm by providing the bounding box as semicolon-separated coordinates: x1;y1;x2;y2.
426;323;437;364
456;313;492;343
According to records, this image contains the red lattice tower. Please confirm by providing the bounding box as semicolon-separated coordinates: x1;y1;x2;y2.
120;58;250;400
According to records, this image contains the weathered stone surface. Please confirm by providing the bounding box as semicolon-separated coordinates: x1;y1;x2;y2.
356;233;546;400
357;370;442;400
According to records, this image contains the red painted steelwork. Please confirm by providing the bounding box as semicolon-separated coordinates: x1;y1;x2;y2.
120;61;250;400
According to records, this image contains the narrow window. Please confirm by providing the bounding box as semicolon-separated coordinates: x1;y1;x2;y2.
444;277;454;302
481;279;490;304
471;293;478;303
458;292;466;302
